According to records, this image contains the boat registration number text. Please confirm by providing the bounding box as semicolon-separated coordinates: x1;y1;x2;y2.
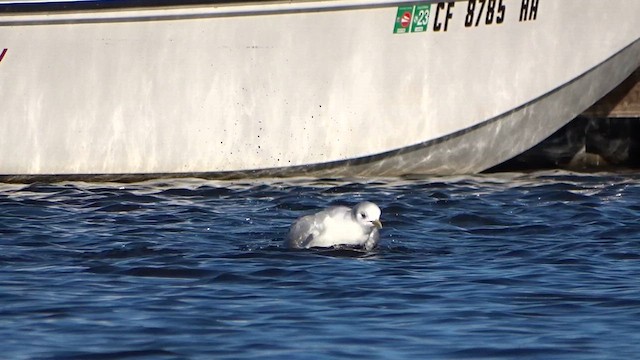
393;0;540;34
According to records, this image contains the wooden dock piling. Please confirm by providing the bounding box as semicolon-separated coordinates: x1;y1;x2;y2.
583;67;640;118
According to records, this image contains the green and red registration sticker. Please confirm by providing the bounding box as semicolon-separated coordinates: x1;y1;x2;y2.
393;4;431;34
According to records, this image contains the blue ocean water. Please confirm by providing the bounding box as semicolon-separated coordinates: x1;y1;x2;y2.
2;171;640;359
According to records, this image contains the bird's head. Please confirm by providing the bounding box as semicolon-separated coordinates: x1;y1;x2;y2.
353;201;382;230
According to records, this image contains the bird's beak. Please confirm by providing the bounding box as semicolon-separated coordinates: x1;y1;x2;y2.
372;219;383;229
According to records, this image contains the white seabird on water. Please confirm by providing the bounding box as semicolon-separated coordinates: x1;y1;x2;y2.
285;201;383;251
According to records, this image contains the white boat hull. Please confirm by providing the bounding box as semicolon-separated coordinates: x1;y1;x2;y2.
1;0;639;180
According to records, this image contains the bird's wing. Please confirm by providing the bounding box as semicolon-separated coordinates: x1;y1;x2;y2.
324;206;352;219
287;214;320;248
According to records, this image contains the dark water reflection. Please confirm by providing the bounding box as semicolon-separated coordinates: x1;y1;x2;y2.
2;171;640;359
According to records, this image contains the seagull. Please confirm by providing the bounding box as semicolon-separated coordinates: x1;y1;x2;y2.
285;201;383;251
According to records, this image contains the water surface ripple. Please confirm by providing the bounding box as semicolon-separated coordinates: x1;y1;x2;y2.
2;171;640;359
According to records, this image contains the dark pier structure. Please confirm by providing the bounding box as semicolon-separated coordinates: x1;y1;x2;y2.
491;68;640;172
